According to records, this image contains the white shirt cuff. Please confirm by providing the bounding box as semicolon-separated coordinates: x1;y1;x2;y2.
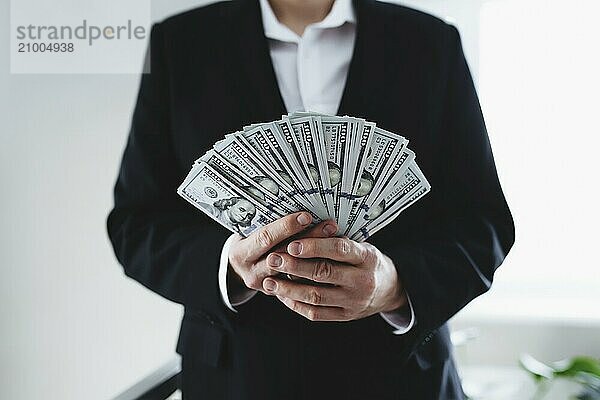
218;234;258;312
379;293;416;335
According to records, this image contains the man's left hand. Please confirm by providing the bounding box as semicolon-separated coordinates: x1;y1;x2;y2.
262;237;407;322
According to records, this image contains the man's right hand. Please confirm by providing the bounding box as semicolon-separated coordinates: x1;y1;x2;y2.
228;212;338;294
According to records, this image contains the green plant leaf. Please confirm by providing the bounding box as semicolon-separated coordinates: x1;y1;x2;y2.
520;354;600;400
552;357;600;379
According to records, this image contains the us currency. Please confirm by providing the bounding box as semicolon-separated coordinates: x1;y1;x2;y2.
338;120;375;228
338;117;363;216
372;148;416;199
211;135;309;213
343;127;408;234
236;126;319;213
178;162;276;237
178;112;432;241
286;115;334;217
198;150;295;217
271;119;330;219
261;122;311;190
345;147;415;234
214;132;322;223
271;119;315;188
320;115;353;230
362;130;409;203
352;183;430;242
285;112;364;232
350;164;431;240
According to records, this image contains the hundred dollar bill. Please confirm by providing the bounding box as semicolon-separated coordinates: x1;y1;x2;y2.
178;162;276;237
350;164;431;240
373;149;416;200
271;119;315;187
362;130;409;202
351;183;430;242
320;115;352;229
289;111;375;219
235;127;316;212
272;119;330;218
285;115;334;217
211;135;308;211
198;150;295;217
343;127;408;234
243;124;329;219
345;148;415;235
211;137;323;223
338;120;375;228
339;117;363;202
179;112;432;241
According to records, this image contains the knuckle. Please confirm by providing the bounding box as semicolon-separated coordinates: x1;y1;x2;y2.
282;217;296;234
308;288;322;305
358;244;371;264
335;238;350;256
313;259;332;281
365;245;379;265
355;242;377;266
257;228;274;249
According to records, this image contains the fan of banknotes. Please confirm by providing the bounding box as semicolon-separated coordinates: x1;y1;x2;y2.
177;112;430;242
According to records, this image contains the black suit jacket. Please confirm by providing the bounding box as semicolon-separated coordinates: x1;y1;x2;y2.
107;1;515;399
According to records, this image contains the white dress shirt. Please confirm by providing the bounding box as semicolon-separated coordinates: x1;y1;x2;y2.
218;0;415;335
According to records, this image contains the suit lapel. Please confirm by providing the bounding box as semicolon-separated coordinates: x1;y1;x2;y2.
338;0;387;119
229;0;287;122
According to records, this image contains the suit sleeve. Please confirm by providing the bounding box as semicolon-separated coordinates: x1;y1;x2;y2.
383;25;515;346
107;23;231;316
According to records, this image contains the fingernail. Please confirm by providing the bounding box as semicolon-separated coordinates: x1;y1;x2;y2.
323;224;337;236
268;254;283;268
288;242;302;256
263;279;277;292
297;213;311;226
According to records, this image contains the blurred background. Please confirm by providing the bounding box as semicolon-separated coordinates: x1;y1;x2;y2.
1;0;599;399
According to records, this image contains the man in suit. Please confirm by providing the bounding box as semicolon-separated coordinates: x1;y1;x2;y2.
107;0;515;398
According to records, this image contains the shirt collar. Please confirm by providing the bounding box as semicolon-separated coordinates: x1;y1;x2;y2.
259;0;356;43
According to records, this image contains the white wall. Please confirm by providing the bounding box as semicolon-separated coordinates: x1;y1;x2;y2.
0;1;213;399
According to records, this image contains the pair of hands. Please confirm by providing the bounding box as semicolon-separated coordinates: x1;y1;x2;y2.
228;212;407;322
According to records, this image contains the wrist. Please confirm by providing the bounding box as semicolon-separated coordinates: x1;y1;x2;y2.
381;287;408;313
379;254;407;313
